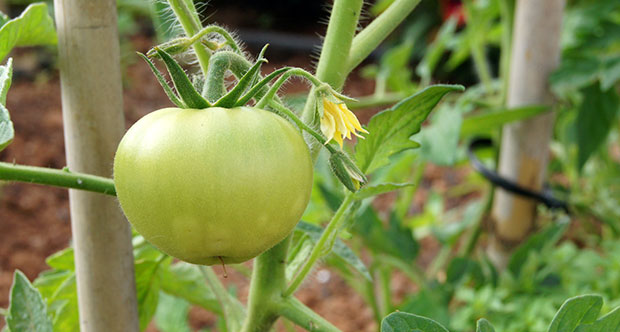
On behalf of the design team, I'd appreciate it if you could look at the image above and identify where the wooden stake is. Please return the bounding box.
[488,0,565,268]
[53,1,139,331]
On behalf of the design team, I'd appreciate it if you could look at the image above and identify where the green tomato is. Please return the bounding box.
[114,107,313,265]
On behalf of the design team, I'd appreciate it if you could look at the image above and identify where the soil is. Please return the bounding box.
[0,36,472,331]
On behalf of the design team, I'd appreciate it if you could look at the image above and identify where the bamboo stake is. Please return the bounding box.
[53,1,139,331]
[488,0,565,268]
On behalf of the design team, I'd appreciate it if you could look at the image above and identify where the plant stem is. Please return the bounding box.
[377,266,392,318]
[167,0,211,75]
[241,235,291,332]
[301,0,363,159]
[347,0,421,73]
[315,0,364,91]
[284,193,355,296]
[275,297,342,332]
[256,68,323,109]
[0,162,116,195]
[200,266,245,332]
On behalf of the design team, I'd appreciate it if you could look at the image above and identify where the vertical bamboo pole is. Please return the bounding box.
[53,1,139,331]
[488,0,565,268]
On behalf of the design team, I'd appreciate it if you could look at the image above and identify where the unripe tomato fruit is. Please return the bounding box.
[114,107,313,265]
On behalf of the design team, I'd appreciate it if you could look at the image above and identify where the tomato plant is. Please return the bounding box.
[114,106,313,265]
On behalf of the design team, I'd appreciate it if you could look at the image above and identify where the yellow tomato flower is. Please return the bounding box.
[320,98,369,147]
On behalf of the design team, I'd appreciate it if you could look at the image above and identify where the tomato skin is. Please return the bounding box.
[114,107,313,265]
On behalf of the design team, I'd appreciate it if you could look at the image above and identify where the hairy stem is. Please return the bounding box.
[347,0,421,73]
[315,0,363,91]
[167,0,211,75]
[301,0,363,159]
[0,162,116,195]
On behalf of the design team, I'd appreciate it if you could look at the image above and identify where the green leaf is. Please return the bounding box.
[295,221,371,281]
[46,274,78,331]
[158,262,221,314]
[548,295,603,332]
[460,105,549,137]
[508,219,569,277]
[135,261,162,330]
[381,312,450,332]
[215,46,268,108]
[155,48,211,109]
[399,287,450,328]
[353,208,418,261]
[0,3,57,62]
[355,85,464,174]
[33,270,72,302]
[138,53,185,108]
[476,319,496,332]
[154,292,191,332]
[550,55,601,97]
[6,270,53,332]
[0,58,13,152]
[354,182,414,200]
[45,247,75,271]
[446,257,485,287]
[575,306,620,332]
[234,67,291,107]
[419,104,462,165]
[576,84,620,170]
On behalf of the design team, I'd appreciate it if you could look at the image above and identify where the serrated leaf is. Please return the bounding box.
[6,270,53,332]
[381,312,449,332]
[158,262,221,314]
[0,3,57,62]
[356,85,464,174]
[154,292,191,332]
[576,84,620,170]
[155,48,211,109]
[354,182,414,200]
[476,319,496,332]
[548,295,603,332]
[575,306,620,332]
[0,58,13,152]
[295,221,371,281]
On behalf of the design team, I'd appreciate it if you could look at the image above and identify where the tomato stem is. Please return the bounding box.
[241,235,291,332]
[283,193,355,297]
[167,0,212,76]
[0,161,116,195]
[274,297,342,332]
[346,0,422,73]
